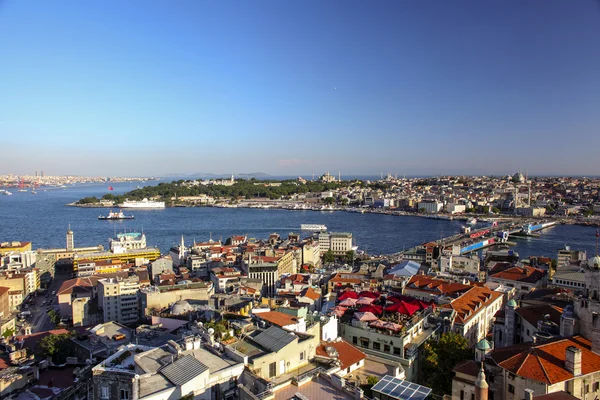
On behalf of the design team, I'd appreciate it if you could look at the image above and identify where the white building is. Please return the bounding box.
[110,232,147,254]
[98,276,140,324]
[446,203,466,214]
[418,201,443,213]
[318,232,354,256]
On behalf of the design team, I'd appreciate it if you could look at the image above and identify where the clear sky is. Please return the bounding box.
[1,1,599,177]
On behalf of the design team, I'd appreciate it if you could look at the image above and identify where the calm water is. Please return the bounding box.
[0,182,598,259]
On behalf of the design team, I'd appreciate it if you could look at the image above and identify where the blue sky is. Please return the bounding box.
[1,1,599,177]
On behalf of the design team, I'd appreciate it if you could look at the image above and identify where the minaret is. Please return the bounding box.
[474,363,489,400]
[66,225,74,251]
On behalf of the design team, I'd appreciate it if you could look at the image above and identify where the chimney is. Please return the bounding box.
[565,346,582,376]
[524,389,534,400]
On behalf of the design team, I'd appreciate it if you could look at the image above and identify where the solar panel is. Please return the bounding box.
[371,375,432,400]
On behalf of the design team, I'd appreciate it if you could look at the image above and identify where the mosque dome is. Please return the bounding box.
[171,300,193,315]
[589,256,600,269]
[476,339,492,351]
[507,299,517,308]
[512,172,525,183]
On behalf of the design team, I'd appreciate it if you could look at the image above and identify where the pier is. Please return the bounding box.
[401,219,561,258]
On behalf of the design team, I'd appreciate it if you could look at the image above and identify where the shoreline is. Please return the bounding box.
[66,201,599,227]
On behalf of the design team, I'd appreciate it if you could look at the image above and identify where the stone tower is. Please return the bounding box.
[474,363,489,400]
[504,299,517,347]
[66,226,74,251]
[573,257,600,353]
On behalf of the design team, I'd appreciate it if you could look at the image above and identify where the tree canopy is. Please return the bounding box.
[422,332,473,395]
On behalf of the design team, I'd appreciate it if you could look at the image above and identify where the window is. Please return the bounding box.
[526,329,530,336]
[269,362,276,378]
[508,384,515,394]
[373,342,381,350]
[586,385,590,394]
[471,394,475,400]
[300,351,305,361]
[101,387,109,399]
[393,347,401,356]
[594,382,599,392]
[352,336,357,345]
[384,344,391,353]
[121,390,129,400]
[460,390,464,400]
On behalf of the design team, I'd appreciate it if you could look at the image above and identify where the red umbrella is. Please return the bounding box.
[338,291,358,301]
[354,312,379,322]
[383,321,403,332]
[369,319,386,329]
[339,298,357,307]
[358,291,379,299]
[357,297,375,305]
[331,306,348,317]
[385,301,419,316]
[358,304,383,315]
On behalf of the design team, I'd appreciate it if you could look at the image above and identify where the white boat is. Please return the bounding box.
[301,224,327,231]
[467,217,477,225]
[0,189,12,196]
[120,198,165,209]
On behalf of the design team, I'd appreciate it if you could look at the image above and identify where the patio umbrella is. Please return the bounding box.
[358,304,383,315]
[354,312,378,322]
[339,298,358,307]
[331,306,348,317]
[356,297,375,305]
[358,291,379,299]
[383,321,403,332]
[369,319,386,329]
[338,291,358,301]
[385,301,420,316]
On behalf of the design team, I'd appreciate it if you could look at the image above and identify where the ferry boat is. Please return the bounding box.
[119,198,165,209]
[98,210,135,220]
[301,224,327,231]
[467,217,477,225]
[0,189,12,195]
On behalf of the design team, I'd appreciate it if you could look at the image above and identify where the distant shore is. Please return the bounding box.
[66,200,600,227]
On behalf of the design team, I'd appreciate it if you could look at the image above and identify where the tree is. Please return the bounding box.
[323,197,335,205]
[366,375,379,385]
[323,249,335,264]
[422,332,472,395]
[491,207,500,214]
[345,250,355,264]
[2,328,14,339]
[48,309,61,325]
[38,332,75,363]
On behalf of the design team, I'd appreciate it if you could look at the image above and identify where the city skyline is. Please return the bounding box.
[1,1,599,176]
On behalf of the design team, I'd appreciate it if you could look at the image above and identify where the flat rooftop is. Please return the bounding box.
[274,376,353,400]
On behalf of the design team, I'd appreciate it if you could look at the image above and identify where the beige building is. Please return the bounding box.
[318,232,354,256]
[229,324,321,380]
[139,281,214,316]
[0,273,26,311]
[98,276,140,324]
[302,241,322,269]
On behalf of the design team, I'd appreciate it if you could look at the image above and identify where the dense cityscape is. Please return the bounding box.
[1,171,600,400]
[2,1,599,400]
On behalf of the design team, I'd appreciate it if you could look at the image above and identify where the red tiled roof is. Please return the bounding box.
[489,266,546,284]
[406,275,472,297]
[442,286,503,324]
[491,336,600,384]
[255,311,299,327]
[300,287,320,301]
[316,339,366,370]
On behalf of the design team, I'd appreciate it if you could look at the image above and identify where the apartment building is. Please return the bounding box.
[317,231,353,256]
[98,276,140,324]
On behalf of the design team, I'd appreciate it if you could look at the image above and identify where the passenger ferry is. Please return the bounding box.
[300,224,327,231]
[98,210,135,220]
[120,198,165,209]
